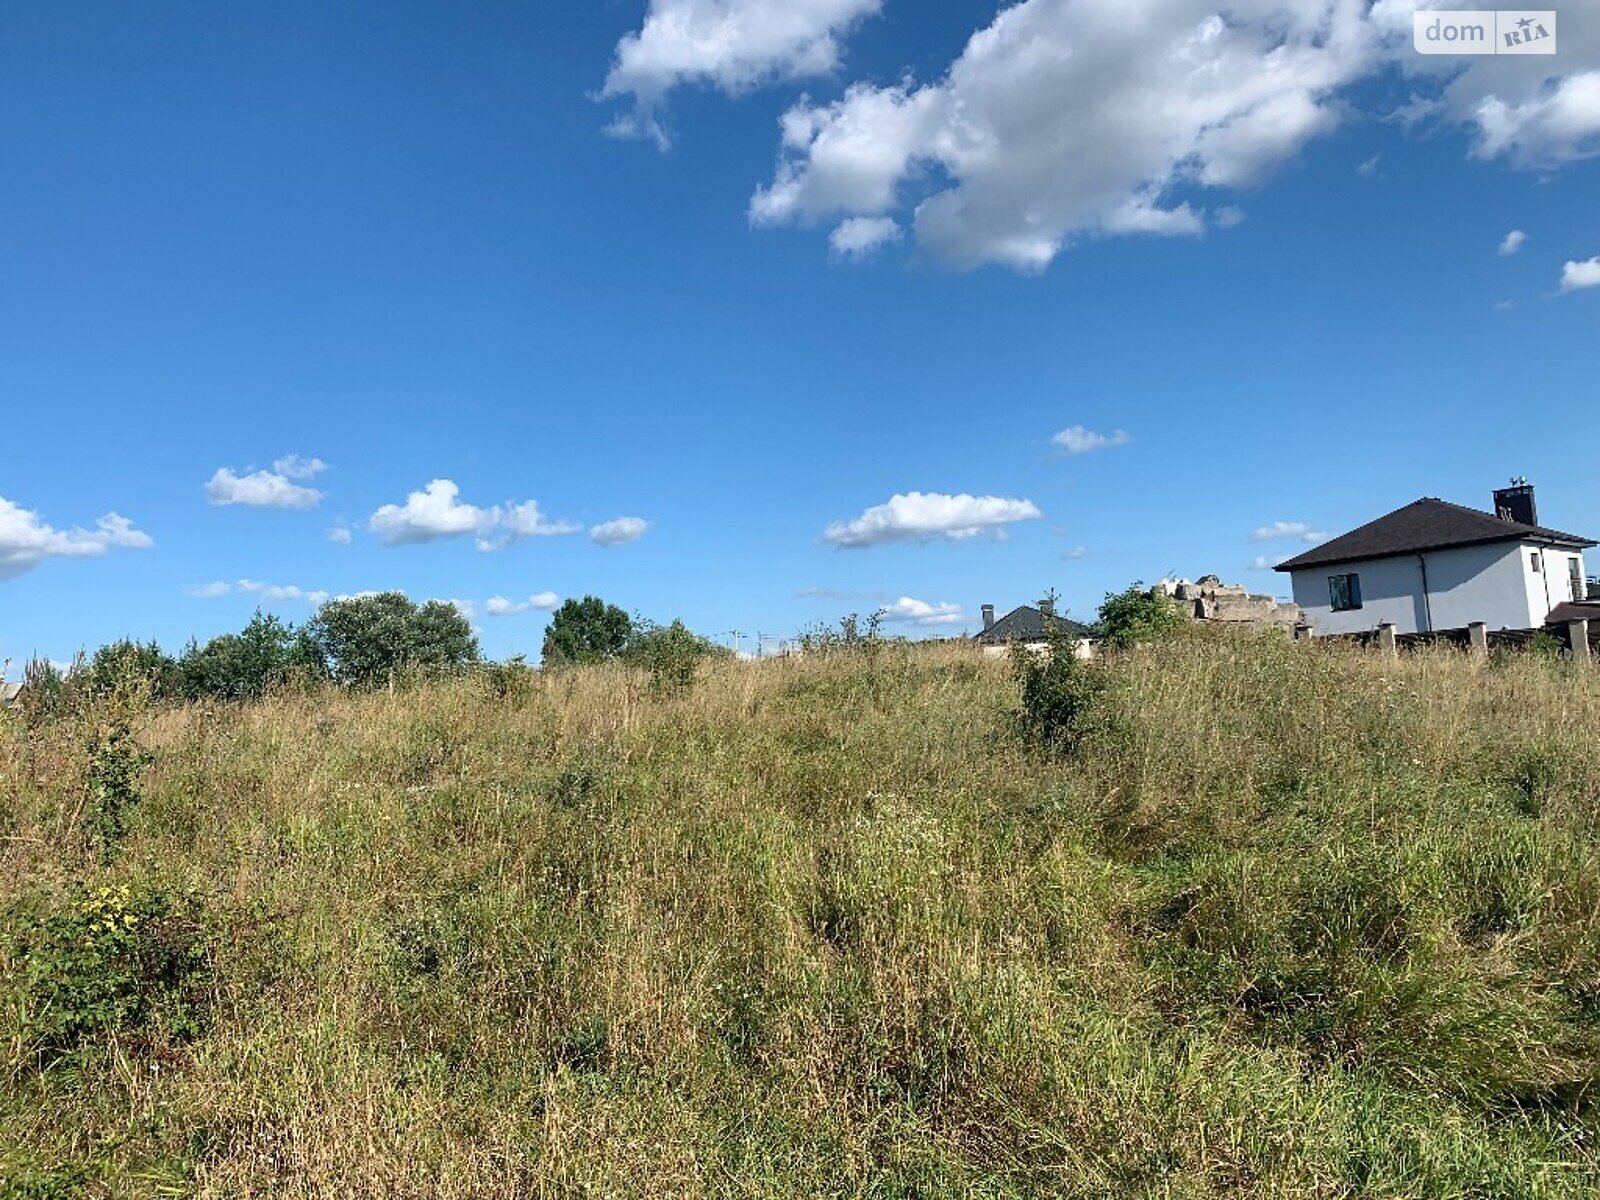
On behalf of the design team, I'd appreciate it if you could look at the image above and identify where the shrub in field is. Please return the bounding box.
[14,656,75,728]
[73,647,157,862]
[625,619,727,694]
[797,611,892,674]
[1013,623,1102,750]
[81,640,180,701]
[82,721,151,862]
[482,654,536,702]
[1097,582,1188,649]
[6,884,214,1071]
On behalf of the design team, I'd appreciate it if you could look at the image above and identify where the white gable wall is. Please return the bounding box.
[1288,540,1579,635]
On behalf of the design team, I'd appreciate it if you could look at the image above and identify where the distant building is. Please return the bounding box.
[972,600,1095,658]
[1158,576,1302,629]
[1,682,24,709]
[1275,481,1594,636]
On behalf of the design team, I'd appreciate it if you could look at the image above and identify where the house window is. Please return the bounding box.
[1530,552,1541,573]
[1571,557,1585,603]
[1328,573,1362,612]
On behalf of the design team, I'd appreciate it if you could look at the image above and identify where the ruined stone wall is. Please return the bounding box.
[1159,575,1303,630]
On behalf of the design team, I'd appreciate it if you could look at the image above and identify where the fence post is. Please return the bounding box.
[1570,619,1592,665]
[1377,622,1398,658]
[1468,621,1488,658]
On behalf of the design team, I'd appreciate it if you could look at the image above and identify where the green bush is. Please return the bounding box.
[1097,583,1188,649]
[7,884,214,1071]
[798,611,885,657]
[482,654,536,703]
[81,640,179,702]
[82,721,151,863]
[1013,624,1102,750]
[625,619,726,694]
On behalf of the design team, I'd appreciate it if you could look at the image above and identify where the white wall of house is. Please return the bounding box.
[1290,540,1586,635]
[980,639,1096,661]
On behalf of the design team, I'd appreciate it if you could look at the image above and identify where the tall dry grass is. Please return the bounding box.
[2,633,1599,1197]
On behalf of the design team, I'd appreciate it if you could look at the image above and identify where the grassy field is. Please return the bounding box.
[3,632,1599,1197]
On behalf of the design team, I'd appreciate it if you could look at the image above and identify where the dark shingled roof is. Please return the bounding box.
[1546,600,1600,626]
[1275,498,1594,573]
[972,605,1093,646]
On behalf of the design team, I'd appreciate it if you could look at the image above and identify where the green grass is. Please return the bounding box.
[2,633,1598,1197]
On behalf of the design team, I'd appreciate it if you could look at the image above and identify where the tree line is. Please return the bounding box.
[13,584,1184,713]
[14,591,728,709]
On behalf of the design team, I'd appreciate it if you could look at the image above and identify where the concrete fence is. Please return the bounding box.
[1309,618,1594,662]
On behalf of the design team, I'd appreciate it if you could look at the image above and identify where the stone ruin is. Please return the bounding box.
[1157,575,1303,630]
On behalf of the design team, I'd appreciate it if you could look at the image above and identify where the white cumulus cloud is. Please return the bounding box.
[829,215,901,260]
[0,497,152,581]
[273,455,329,480]
[327,525,353,545]
[187,578,329,606]
[206,464,324,509]
[1498,229,1527,256]
[1559,256,1600,293]
[370,480,487,545]
[590,517,651,547]
[368,480,582,549]
[749,0,1385,269]
[602,0,882,147]
[823,491,1042,548]
[486,592,561,617]
[877,596,964,626]
[591,0,1598,269]
[1469,71,1600,168]
[1053,425,1131,454]
[1252,520,1326,543]
[497,501,584,542]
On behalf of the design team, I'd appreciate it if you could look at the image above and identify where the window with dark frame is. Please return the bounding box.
[1530,551,1541,573]
[1328,572,1362,612]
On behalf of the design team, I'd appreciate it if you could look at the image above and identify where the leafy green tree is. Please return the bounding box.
[177,610,315,701]
[304,592,479,687]
[1096,583,1188,650]
[541,596,633,667]
[16,655,78,728]
[83,640,178,700]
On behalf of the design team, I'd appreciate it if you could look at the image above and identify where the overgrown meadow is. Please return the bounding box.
[3,632,1599,1197]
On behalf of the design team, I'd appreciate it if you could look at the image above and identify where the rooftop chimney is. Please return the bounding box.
[1493,478,1537,526]
[981,604,996,631]
[1040,598,1056,617]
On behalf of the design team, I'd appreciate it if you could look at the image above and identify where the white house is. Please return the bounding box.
[1275,483,1594,636]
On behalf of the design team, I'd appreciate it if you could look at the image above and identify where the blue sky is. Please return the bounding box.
[2,0,1598,668]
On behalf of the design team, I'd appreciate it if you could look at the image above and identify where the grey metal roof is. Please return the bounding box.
[972,605,1093,645]
[1275,498,1594,573]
